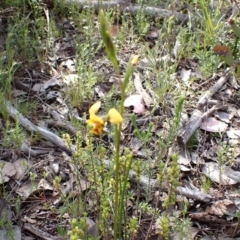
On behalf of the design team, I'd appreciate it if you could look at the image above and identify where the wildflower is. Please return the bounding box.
[86,102,104,135]
[131,55,139,66]
[108,108,123,124]
[87,102,123,135]
[89,101,101,115]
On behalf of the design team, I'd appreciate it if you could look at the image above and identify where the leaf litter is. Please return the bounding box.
[2,1,240,239]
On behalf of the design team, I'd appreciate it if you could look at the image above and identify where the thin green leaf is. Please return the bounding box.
[99,10,119,75]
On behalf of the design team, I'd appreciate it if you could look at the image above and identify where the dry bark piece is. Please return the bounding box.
[214,111,234,123]
[38,179,54,191]
[126,165,212,202]
[60,173,90,196]
[179,68,191,82]
[197,70,231,108]
[45,119,78,136]
[32,77,61,92]
[178,150,191,165]
[16,179,53,199]
[86,217,100,237]
[177,107,219,145]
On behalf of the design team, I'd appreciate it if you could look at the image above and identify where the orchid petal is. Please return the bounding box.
[108,108,123,124]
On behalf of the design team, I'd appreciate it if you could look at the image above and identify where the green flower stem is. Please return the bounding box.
[99,11,135,238]
[114,123,121,240]
[113,73,126,239]
[119,153,133,239]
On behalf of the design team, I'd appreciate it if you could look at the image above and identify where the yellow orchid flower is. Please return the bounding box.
[89,101,101,115]
[87,102,104,135]
[108,108,123,124]
[87,102,123,135]
[131,55,139,66]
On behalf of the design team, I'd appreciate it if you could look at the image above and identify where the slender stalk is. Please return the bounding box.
[113,124,121,240]
[113,70,126,239]
[120,154,133,239]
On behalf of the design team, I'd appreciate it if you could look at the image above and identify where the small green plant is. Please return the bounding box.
[216,142,229,166]
[201,175,212,192]
[173,201,192,240]
[131,115,153,143]
[162,153,180,210]
[198,0,224,45]
[135,8,150,35]
[53,176,61,192]
[158,214,170,240]
[127,216,139,239]
[15,198,21,216]
[67,218,88,240]
[17,100,38,117]
[3,119,25,149]
[0,220,14,240]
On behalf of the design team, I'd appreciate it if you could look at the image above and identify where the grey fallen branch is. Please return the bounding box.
[104,160,212,203]
[6,100,74,154]
[64,0,189,25]
[177,69,231,145]
[21,141,51,156]
[23,223,62,240]
[6,100,211,202]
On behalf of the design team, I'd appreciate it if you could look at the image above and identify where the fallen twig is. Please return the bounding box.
[21,141,51,156]
[45,119,78,136]
[6,100,74,154]
[23,223,62,240]
[64,0,189,24]
[104,160,212,202]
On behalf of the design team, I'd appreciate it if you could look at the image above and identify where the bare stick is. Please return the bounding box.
[24,223,62,240]
[5,100,74,154]
[197,70,231,108]
[104,160,212,202]
[64,0,189,24]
